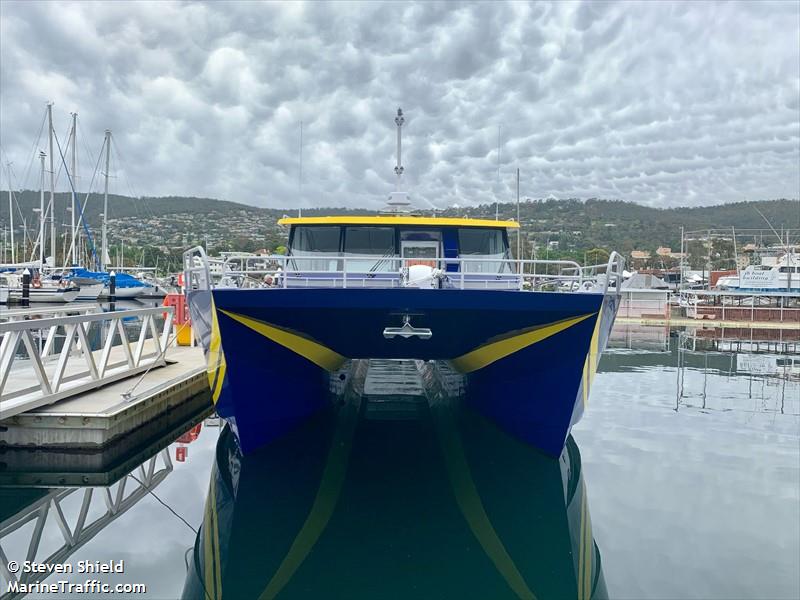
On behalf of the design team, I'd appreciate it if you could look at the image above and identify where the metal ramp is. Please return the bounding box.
[362,359,427,420]
[0,306,174,421]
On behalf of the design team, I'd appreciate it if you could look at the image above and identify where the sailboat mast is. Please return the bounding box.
[102,129,111,271]
[6,163,14,263]
[47,102,55,267]
[70,112,77,264]
[39,151,46,266]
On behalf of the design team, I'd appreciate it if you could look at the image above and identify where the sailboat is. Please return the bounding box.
[0,271,80,303]
[57,126,151,299]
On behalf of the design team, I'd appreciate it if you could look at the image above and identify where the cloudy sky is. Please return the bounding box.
[1,1,798,210]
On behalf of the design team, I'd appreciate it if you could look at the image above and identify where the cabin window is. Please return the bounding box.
[290,226,341,271]
[400,230,441,267]
[343,227,396,272]
[457,228,510,273]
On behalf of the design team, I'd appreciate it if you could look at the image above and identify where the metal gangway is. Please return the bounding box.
[0,449,173,599]
[0,306,174,420]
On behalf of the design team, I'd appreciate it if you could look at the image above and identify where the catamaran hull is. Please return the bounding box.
[189,288,619,457]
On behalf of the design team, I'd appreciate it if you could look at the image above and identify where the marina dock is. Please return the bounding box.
[0,305,210,452]
[617,315,800,329]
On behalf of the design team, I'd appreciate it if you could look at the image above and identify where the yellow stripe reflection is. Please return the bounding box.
[577,478,594,600]
[449,313,596,374]
[220,310,347,373]
[258,396,361,600]
[202,467,222,599]
[432,404,537,600]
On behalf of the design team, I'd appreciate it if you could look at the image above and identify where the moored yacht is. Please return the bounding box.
[716,251,800,292]
[0,272,80,303]
[184,109,623,457]
[67,268,148,299]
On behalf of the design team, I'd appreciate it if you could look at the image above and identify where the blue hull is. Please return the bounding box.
[188,288,619,456]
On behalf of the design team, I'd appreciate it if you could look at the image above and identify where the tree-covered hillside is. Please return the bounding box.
[1,191,796,271]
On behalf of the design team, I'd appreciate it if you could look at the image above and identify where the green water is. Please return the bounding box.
[1,326,798,599]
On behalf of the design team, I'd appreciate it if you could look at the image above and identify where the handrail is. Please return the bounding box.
[183,248,631,294]
[0,305,99,320]
[603,251,626,294]
[0,306,171,333]
[0,306,174,420]
[183,246,213,293]
[224,255,585,276]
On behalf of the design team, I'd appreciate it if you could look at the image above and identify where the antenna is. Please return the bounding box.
[394,108,405,185]
[496,125,500,220]
[386,107,410,213]
[516,168,520,268]
[298,121,303,218]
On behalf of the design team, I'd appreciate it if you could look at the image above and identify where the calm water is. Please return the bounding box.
[1,325,798,599]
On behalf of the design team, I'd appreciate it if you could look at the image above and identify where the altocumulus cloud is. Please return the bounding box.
[0,0,798,209]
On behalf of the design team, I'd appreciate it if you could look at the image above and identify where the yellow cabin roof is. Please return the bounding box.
[277,215,519,229]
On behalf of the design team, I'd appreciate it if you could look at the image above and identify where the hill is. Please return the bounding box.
[0,192,796,271]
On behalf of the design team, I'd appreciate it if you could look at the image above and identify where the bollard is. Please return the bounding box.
[109,270,116,302]
[21,268,31,307]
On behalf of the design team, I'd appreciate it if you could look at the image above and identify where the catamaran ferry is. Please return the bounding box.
[185,109,623,457]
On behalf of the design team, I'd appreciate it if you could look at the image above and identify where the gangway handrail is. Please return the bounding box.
[0,306,174,420]
[0,305,99,320]
[0,306,169,333]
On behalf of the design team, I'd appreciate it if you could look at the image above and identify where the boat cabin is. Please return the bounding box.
[278,216,519,275]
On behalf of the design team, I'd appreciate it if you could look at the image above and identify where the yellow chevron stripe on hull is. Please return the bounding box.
[449,313,596,374]
[220,310,347,372]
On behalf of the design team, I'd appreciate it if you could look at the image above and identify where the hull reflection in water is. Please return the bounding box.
[183,396,606,600]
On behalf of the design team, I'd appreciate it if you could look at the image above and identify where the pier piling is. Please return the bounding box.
[109,270,116,303]
[21,268,30,307]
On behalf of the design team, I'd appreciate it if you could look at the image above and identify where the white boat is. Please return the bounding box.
[98,285,145,299]
[75,281,104,301]
[0,286,8,305]
[45,275,104,301]
[0,273,80,303]
[716,252,800,292]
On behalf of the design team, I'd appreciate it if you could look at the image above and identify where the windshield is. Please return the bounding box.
[290,226,341,271]
[343,227,397,272]
[458,228,510,273]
